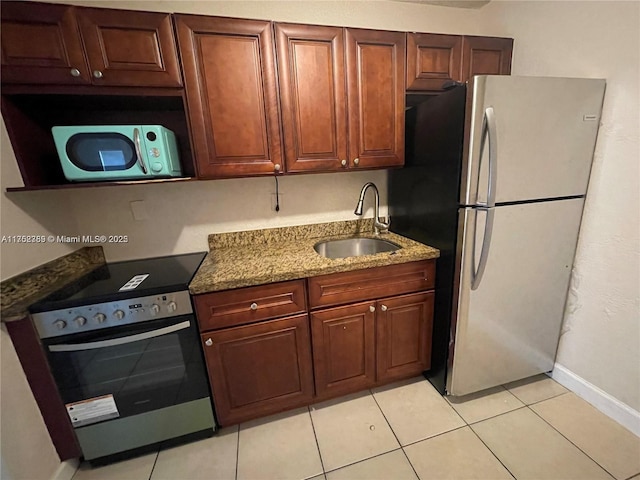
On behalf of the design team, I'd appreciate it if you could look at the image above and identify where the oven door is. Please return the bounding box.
[45,314,210,427]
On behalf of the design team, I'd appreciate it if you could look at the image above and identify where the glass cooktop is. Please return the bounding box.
[29,252,207,313]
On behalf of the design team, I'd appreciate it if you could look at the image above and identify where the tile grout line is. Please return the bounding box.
[147,450,160,480]
[467,424,517,480]
[400,424,468,449]
[464,405,528,426]
[526,403,618,480]
[235,424,240,480]
[323,447,405,476]
[306,405,328,477]
[525,390,570,407]
[369,388,421,480]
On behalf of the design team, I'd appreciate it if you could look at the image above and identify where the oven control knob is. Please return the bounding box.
[93,313,106,324]
[150,304,160,315]
[113,310,125,320]
[53,319,67,330]
[74,316,87,327]
[167,301,177,313]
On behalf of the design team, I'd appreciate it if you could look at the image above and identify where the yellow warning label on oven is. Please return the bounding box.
[66,394,119,427]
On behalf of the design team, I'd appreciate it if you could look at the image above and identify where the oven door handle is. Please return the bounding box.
[48,321,191,352]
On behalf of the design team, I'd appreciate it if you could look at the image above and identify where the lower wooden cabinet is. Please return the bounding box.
[311,301,376,397]
[200,313,314,426]
[376,291,434,382]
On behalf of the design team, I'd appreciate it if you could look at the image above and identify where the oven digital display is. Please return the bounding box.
[129,304,142,309]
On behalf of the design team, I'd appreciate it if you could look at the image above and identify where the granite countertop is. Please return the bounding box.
[189,219,440,295]
[0,246,106,322]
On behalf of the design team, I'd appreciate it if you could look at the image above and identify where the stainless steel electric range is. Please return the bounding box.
[29,252,215,464]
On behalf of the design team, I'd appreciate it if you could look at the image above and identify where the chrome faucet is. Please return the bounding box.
[354,182,390,235]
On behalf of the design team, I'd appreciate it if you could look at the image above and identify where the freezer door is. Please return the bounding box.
[461,76,605,206]
[447,198,585,396]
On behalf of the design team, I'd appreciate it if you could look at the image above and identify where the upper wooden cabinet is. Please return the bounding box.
[406,33,462,91]
[1,2,90,85]
[276,25,405,172]
[461,36,513,78]
[407,33,513,92]
[1,2,182,87]
[175,15,283,178]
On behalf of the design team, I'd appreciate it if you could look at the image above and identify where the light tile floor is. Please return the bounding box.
[72,374,640,480]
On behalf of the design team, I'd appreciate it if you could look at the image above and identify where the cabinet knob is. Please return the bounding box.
[380,305,388,312]
[274,163,281,172]
[93,70,103,79]
[353,158,360,166]
[341,159,347,167]
[369,305,375,312]
[70,68,81,77]
[205,338,213,347]
[250,302,258,311]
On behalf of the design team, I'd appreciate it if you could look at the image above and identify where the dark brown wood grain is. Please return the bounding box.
[376,291,434,382]
[5,317,81,460]
[310,301,376,398]
[275,23,348,173]
[345,28,405,169]
[406,33,463,91]
[175,15,283,179]
[0,2,90,85]
[462,36,513,79]
[201,314,314,426]
[308,260,435,309]
[76,8,182,87]
[194,280,307,331]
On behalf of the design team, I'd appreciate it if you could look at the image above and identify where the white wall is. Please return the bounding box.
[478,1,640,412]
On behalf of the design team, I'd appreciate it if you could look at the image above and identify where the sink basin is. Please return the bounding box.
[314,237,401,259]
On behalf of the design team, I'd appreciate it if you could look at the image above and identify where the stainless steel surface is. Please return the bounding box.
[32,290,193,339]
[353,182,391,234]
[313,237,401,259]
[48,321,191,352]
[471,207,495,290]
[92,70,103,79]
[461,76,606,206]
[70,68,81,77]
[476,107,497,208]
[447,198,585,396]
[133,128,148,174]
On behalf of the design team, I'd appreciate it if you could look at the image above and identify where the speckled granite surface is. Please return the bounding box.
[0,246,106,322]
[190,220,439,295]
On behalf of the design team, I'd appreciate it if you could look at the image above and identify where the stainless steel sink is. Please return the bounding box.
[314,237,401,259]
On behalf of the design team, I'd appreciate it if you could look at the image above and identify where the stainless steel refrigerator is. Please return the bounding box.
[388,76,605,396]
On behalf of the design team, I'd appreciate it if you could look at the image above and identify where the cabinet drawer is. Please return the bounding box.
[308,260,435,309]
[194,280,307,331]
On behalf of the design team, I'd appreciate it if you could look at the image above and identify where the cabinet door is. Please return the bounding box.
[76,8,182,87]
[406,33,462,91]
[311,302,376,398]
[0,2,90,85]
[345,29,405,169]
[275,24,348,172]
[201,314,314,426]
[175,15,283,178]
[377,291,434,383]
[461,36,513,79]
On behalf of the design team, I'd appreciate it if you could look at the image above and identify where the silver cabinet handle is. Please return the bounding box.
[369,305,375,312]
[380,305,388,312]
[274,163,281,172]
[92,70,103,79]
[250,302,258,311]
[471,207,495,291]
[205,338,213,347]
[353,158,360,166]
[70,68,81,77]
[133,128,148,174]
[341,159,347,167]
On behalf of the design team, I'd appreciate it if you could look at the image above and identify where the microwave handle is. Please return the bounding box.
[133,128,148,174]
[48,321,190,352]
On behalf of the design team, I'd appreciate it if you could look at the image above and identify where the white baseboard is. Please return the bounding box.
[49,458,79,480]
[550,363,640,437]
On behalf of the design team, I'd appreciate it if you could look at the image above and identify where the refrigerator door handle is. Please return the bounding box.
[471,207,495,290]
[476,107,498,208]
